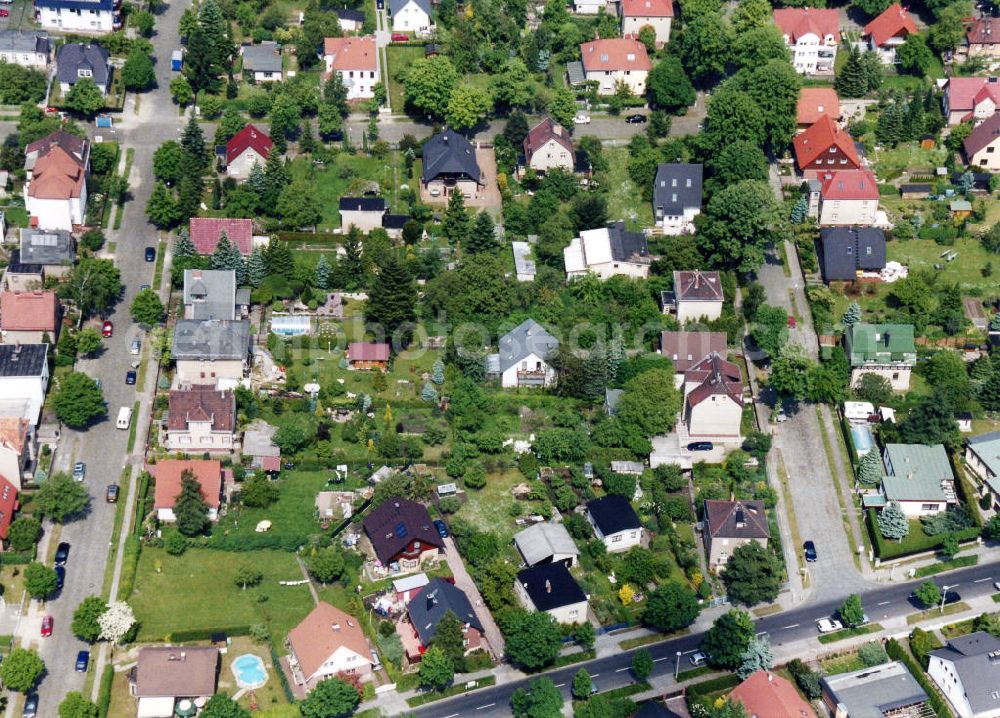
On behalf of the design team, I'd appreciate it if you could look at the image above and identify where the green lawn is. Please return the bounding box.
[385,45,425,113]
[887,238,997,292]
[603,148,652,229]
[130,547,316,646]
[454,469,547,544]
[873,144,948,181]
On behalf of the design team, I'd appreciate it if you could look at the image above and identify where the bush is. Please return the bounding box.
[787,658,821,700]
[439,496,460,513]
[97,666,114,718]
[885,638,954,718]
[858,640,889,667]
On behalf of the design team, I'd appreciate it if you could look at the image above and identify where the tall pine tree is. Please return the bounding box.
[174,470,210,537]
[442,192,471,247]
[835,47,868,99]
[315,254,332,289]
[341,227,364,289]
[246,246,266,287]
[174,229,196,259]
[180,117,208,168]
[466,211,496,254]
[263,239,294,279]
[365,252,416,346]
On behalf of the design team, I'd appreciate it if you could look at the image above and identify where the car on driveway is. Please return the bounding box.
[817,618,843,633]
[625,114,647,123]
[55,542,70,566]
[73,462,86,481]
[433,519,449,538]
[23,695,38,718]
[107,484,119,503]
[687,441,713,451]
[574,113,591,124]
[75,650,90,672]
[55,565,65,590]
[803,540,817,562]
[689,651,707,666]
[102,320,114,338]
[391,32,408,41]
[126,370,137,385]
[145,246,156,262]
[40,615,53,637]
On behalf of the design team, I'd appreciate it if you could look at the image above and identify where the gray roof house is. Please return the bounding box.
[172,320,251,362]
[241,41,282,81]
[489,319,560,388]
[182,269,237,321]
[928,632,1000,718]
[55,43,110,94]
[19,229,74,267]
[879,443,956,516]
[0,30,50,66]
[820,661,929,718]
[513,522,580,568]
[820,227,886,282]
[406,578,483,647]
[422,130,483,186]
[653,163,703,230]
[967,432,1000,504]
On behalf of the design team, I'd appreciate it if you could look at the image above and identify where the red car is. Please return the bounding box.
[391,33,409,42]
[102,320,114,338]
[0,9,9,17]
[41,615,53,637]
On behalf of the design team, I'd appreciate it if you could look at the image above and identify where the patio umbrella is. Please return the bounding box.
[175,700,196,717]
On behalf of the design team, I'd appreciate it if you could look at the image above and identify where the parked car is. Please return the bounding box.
[55,565,65,590]
[391,32,408,41]
[40,616,53,637]
[126,370,137,385]
[689,651,707,666]
[433,519,449,538]
[625,114,647,124]
[75,650,90,672]
[130,339,141,355]
[55,542,70,566]
[817,618,843,633]
[139,284,151,292]
[72,462,86,482]
[0,9,10,16]
[102,320,114,338]
[106,484,119,503]
[144,246,156,262]
[687,441,714,451]
[775,408,788,423]
[23,695,38,718]
[573,113,591,124]
[803,540,817,562]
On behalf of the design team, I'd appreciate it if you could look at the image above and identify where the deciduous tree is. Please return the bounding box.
[131,288,165,327]
[0,649,44,693]
[721,542,783,606]
[915,580,941,608]
[60,258,122,325]
[25,561,59,598]
[511,677,563,718]
[307,549,345,584]
[505,610,562,670]
[122,48,156,91]
[299,677,359,718]
[571,668,592,699]
[199,694,249,718]
[403,56,458,119]
[643,581,700,632]
[59,692,99,718]
[418,646,454,690]
[702,609,755,668]
[52,372,106,429]
[839,594,865,627]
[646,56,695,113]
[64,79,104,116]
[73,596,107,642]
[97,601,137,643]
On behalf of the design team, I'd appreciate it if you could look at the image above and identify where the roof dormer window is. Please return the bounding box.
[78,68,92,78]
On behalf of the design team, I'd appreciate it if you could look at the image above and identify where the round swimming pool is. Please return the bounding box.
[232,654,268,689]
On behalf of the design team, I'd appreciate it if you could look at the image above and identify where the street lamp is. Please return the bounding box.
[674,651,682,679]
[940,584,957,614]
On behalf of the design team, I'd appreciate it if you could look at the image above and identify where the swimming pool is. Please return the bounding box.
[232,654,268,689]
[850,423,875,458]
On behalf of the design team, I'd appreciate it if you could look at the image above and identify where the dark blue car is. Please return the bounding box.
[75,650,89,672]
[55,565,65,590]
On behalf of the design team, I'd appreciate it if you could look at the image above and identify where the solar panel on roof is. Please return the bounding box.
[395,522,408,538]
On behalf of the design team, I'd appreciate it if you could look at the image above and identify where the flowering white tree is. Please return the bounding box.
[98,601,136,643]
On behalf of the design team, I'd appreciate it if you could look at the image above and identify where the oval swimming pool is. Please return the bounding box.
[232,654,268,689]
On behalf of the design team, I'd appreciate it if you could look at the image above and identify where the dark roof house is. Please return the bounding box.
[704,499,769,541]
[660,331,727,373]
[0,30,49,57]
[819,227,886,282]
[55,43,110,90]
[422,130,483,185]
[586,495,641,536]
[673,270,723,302]
[406,578,483,646]
[361,497,442,565]
[241,41,282,75]
[653,163,703,217]
[183,269,237,321]
[498,319,559,373]
[929,632,1000,717]
[171,320,251,362]
[515,562,587,613]
[167,385,236,433]
[19,229,75,266]
[339,197,387,213]
[0,344,48,378]
[685,352,744,410]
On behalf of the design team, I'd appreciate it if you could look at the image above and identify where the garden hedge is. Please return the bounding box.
[865,509,980,560]
[168,625,252,642]
[685,673,741,697]
[97,665,114,718]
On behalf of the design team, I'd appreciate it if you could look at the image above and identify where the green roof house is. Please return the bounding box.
[843,322,916,391]
[880,443,956,517]
[966,431,1000,511]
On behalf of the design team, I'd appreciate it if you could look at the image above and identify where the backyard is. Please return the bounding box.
[385,45,424,114]
[603,147,653,229]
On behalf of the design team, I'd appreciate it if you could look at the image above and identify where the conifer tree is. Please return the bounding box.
[857,449,883,485]
[466,211,496,254]
[246,246,265,287]
[790,194,808,224]
[877,501,909,541]
[315,254,331,290]
[432,359,445,385]
[836,47,868,98]
[842,301,862,327]
[180,117,208,168]
[247,162,266,197]
[174,470,210,536]
[365,253,417,346]
[174,229,196,259]
[442,192,471,247]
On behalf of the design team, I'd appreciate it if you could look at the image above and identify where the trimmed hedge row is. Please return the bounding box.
[97,665,114,718]
[270,642,295,702]
[686,673,741,697]
[865,508,980,560]
[168,625,252,643]
[0,549,35,565]
[885,638,954,718]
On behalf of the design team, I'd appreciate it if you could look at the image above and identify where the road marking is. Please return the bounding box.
[476,704,495,711]
[877,600,890,606]
[653,657,670,662]
[442,714,459,718]
[615,667,629,673]
[590,673,600,678]
[781,624,799,629]
[974,577,992,583]
[554,684,565,688]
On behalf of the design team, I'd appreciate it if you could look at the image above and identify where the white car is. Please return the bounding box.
[574,113,591,124]
[817,618,843,634]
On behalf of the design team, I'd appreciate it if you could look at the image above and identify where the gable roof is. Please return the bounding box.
[0,344,47,377]
[422,130,482,184]
[0,29,48,56]
[407,578,484,645]
[183,269,237,321]
[362,496,442,564]
[882,443,952,503]
[513,522,580,566]
[946,76,1000,112]
[151,459,223,510]
[673,270,722,302]
[55,43,109,87]
[580,38,652,72]
[653,163,703,216]
[620,0,673,17]
[288,602,372,681]
[0,475,17,540]
[0,417,30,454]
[347,341,390,362]
[845,322,915,365]
[0,291,58,332]
[25,130,87,163]
[171,319,251,362]
[388,0,431,16]
[863,3,917,46]
[730,671,816,718]
[586,494,641,535]
[19,228,74,265]
[929,632,1000,714]
[685,352,743,409]
[567,222,650,272]
[241,41,282,74]
[516,562,587,611]
[820,169,879,200]
[705,499,769,539]
[797,87,841,126]
[794,115,861,169]
[964,112,1000,158]
[967,17,1000,45]
[660,331,727,373]
[323,35,378,71]
[134,647,219,698]
[28,145,85,200]
[226,124,272,166]
[335,7,366,21]
[188,217,253,255]
[340,197,387,213]
[523,117,574,163]
[968,432,1000,492]
[820,661,928,717]
[820,227,886,281]
[773,7,839,42]
[499,319,559,372]
[167,385,235,432]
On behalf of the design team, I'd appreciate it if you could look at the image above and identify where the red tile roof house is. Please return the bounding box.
[944,76,1000,125]
[818,169,880,227]
[619,0,673,46]
[188,217,254,255]
[0,291,60,345]
[682,352,744,442]
[704,499,769,570]
[23,138,88,232]
[672,270,723,324]
[793,115,862,176]
[796,87,841,130]
[862,3,918,65]
[150,459,224,523]
[361,496,443,576]
[347,341,390,371]
[165,385,236,454]
[965,17,1000,60]
[522,117,575,176]
[0,418,32,491]
[729,670,816,718]
[773,8,839,75]
[579,38,651,96]
[286,602,374,692]
[323,36,380,101]
[225,124,272,182]
[659,331,727,387]
[0,475,18,544]
[964,112,1000,171]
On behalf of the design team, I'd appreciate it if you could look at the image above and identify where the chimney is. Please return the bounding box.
[545,580,552,593]
[768,673,773,682]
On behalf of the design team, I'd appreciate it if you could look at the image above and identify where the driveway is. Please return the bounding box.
[442,537,505,660]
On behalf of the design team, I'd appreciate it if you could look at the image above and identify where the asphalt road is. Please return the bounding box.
[410,561,1000,718]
